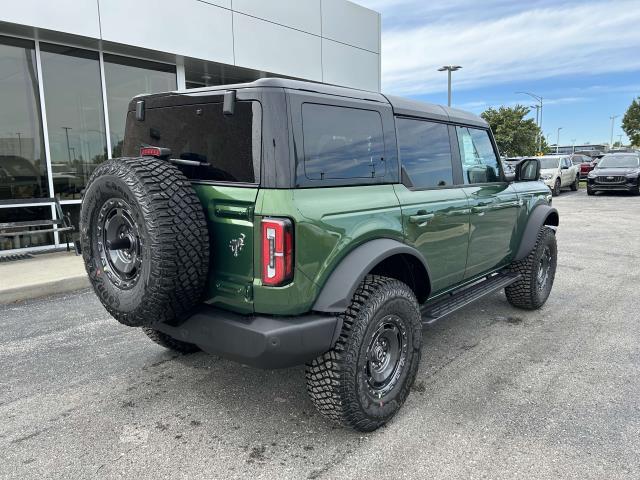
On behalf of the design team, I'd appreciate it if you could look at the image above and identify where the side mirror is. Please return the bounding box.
[515,158,540,182]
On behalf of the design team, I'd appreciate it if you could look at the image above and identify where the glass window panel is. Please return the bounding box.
[397,118,453,188]
[456,126,501,184]
[0,35,48,201]
[302,103,386,180]
[0,206,54,251]
[40,43,107,200]
[123,101,261,183]
[103,54,176,157]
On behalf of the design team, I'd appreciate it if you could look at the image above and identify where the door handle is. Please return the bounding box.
[409,213,434,227]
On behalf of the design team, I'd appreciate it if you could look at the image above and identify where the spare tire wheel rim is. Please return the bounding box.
[365,315,408,398]
[96,199,143,289]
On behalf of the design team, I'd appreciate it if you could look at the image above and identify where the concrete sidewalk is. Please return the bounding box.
[0,251,89,304]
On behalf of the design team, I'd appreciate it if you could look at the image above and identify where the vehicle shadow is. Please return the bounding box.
[130,292,529,435]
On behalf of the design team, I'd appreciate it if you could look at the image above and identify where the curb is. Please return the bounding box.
[0,275,90,305]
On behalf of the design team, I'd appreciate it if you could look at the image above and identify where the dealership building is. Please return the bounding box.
[0,0,380,253]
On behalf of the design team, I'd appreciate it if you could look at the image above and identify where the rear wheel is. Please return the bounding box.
[505,226,557,310]
[306,276,422,432]
[80,157,209,328]
[570,175,579,191]
[142,328,200,353]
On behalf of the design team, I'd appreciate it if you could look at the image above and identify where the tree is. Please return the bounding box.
[622,97,640,147]
[481,105,544,157]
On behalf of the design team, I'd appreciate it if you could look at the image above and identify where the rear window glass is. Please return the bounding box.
[123,100,261,183]
[301,103,386,180]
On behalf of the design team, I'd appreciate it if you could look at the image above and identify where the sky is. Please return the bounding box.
[356,0,640,145]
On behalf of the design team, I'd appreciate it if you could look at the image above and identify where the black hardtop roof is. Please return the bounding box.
[132,78,487,127]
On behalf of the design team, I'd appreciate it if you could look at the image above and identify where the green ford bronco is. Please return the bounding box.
[80,79,558,432]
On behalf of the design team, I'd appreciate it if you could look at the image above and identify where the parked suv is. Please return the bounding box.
[587,152,640,195]
[80,79,559,432]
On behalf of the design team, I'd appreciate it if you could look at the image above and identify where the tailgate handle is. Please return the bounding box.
[214,204,253,220]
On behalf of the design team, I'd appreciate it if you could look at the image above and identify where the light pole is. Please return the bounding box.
[571,138,576,153]
[556,127,563,154]
[516,91,543,152]
[61,126,72,163]
[438,65,462,107]
[609,115,619,150]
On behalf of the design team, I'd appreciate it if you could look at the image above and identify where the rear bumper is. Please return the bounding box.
[155,305,341,369]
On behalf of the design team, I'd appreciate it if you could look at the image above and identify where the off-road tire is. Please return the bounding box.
[570,175,579,191]
[505,226,557,310]
[80,157,209,328]
[552,178,561,196]
[142,328,200,353]
[305,275,422,432]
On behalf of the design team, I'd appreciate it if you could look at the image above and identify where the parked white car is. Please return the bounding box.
[538,155,580,196]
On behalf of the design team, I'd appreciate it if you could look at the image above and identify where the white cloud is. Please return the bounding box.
[363,0,640,96]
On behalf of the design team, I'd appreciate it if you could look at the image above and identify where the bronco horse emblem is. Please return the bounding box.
[229,233,246,257]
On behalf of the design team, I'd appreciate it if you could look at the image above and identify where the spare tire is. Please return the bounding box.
[80,157,209,327]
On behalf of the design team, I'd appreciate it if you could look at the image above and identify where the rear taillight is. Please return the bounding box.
[261,218,293,286]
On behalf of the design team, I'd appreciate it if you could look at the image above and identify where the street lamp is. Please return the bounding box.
[556,127,563,154]
[516,91,543,152]
[609,115,620,150]
[438,65,462,107]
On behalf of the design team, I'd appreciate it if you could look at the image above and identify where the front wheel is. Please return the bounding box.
[587,186,595,196]
[552,178,561,196]
[505,226,557,310]
[306,276,422,432]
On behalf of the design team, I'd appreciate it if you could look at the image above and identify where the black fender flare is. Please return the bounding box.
[312,238,431,313]
[513,204,559,261]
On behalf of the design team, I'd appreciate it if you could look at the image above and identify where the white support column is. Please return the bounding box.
[34,38,60,246]
[99,50,113,159]
[176,55,186,90]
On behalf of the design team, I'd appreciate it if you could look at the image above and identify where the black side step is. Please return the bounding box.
[421,271,521,325]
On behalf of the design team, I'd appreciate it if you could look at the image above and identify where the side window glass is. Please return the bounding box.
[301,103,386,180]
[396,118,453,188]
[456,127,501,184]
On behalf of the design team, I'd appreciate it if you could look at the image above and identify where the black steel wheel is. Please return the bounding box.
[96,199,143,290]
[80,157,209,328]
[306,275,422,432]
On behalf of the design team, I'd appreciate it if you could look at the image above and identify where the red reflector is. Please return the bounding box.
[261,218,293,287]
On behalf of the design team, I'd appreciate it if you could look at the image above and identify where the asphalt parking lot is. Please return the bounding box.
[1,187,639,479]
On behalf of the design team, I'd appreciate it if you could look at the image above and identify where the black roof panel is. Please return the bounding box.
[132,78,487,127]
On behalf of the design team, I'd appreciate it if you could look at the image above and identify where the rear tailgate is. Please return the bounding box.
[193,185,259,314]
[122,92,264,313]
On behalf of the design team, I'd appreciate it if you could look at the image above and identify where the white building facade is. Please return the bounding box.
[0,0,381,252]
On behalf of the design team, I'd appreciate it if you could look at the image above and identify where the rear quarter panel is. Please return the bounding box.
[253,185,403,315]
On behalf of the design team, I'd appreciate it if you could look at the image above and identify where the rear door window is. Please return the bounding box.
[301,103,386,180]
[456,126,502,184]
[123,100,261,183]
[396,118,454,188]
